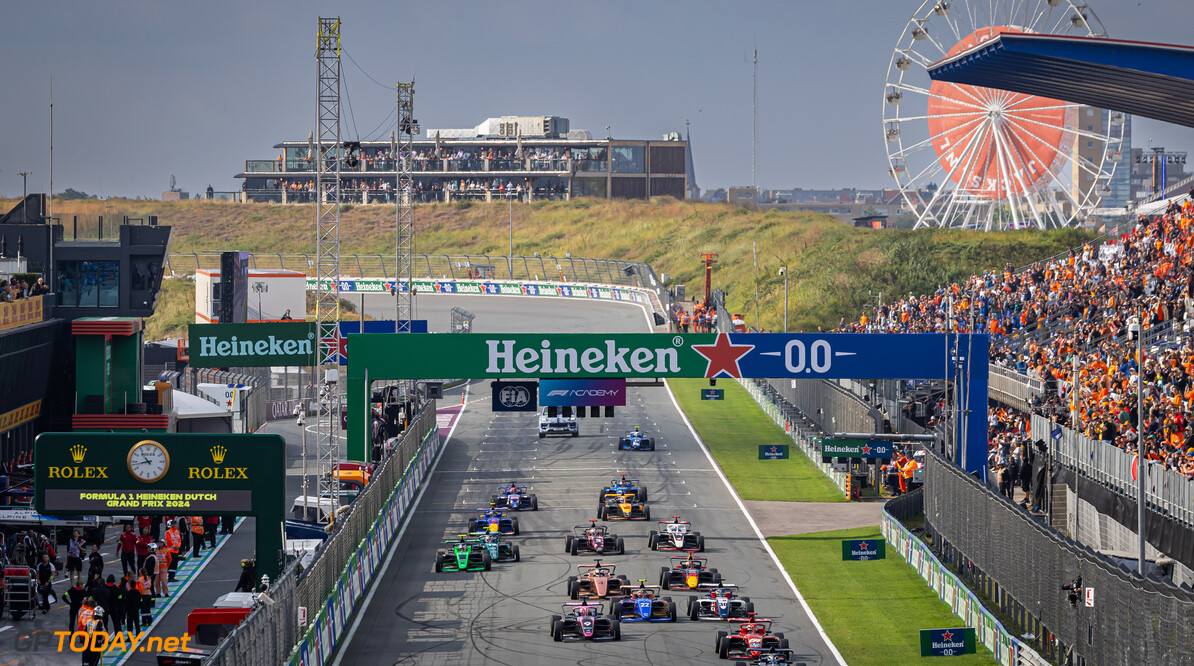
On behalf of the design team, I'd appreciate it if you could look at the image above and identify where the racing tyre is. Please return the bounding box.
[531,495,539,510]
[713,573,723,583]
[743,596,751,603]
[511,545,521,562]
[610,602,622,619]
[644,505,650,520]
[641,488,648,502]
[719,638,730,658]
[745,602,755,613]
[569,580,579,600]
[564,535,574,553]
[616,537,625,554]
[551,619,563,642]
[686,595,697,615]
[434,552,445,573]
[647,531,658,550]
[689,600,700,621]
[572,430,578,437]
[611,619,621,640]
[715,631,727,652]
[668,601,677,622]
[538,432,545,439]
[697,535,706,552]
[598,505,607,521]
[511,518,520,535]
[570,539,579,556]
[779,639,790,649]
[481,551,492,571]
[660,570,670,590]
[774,632,785,639]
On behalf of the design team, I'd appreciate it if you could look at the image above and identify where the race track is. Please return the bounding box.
[335,295,836,665]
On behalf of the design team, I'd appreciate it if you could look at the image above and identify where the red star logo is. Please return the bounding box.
[941,630,953,641]
[320,334,348,360]
[691,333,754,379]
[859,541,868,550]
[861,444,872,455]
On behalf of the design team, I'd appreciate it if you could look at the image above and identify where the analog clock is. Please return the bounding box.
[127,440,170,483]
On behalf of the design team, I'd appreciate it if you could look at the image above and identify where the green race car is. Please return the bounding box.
[434,535,492,572]
[469,531,521,562]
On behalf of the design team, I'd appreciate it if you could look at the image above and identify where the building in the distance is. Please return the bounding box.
[236,116,689,204]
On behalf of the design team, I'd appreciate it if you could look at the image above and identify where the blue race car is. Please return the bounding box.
[598,474,647,502]
[491,483,539,511]
[618,427,656,451]
[609,580,677,622]
[467,506,520,535]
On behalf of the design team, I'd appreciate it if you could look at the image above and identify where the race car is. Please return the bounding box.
[539,410,578,438]
[687,583,754,621]
[565,520,625,556]
[609,579,677,622]
[714,614,789,660]
[599,474,647,502]
[549,601,621,642]
[468,531,521,563]
[491,483,539,511]
[743,647,801,665]
[466,506,520,535]
[618,426,655,451]
[568,561,630,600]
[598,493,650,521]
[434,535,492,572]
[648,516,705,551]
[660,554,721,590]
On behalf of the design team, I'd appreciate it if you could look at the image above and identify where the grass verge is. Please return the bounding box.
[668,378,844,502]
[770,526,997,666]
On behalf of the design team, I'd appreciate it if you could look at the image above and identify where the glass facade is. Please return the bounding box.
[58,260,119,308]
[611,146,645,173]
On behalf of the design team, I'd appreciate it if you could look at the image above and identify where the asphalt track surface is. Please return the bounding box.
[336,294,835,665]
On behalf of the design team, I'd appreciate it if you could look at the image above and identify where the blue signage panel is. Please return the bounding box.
[701,389,724,400]
[842,538,886,560]
[919,628,976,656]
[491,381,538,412]
[539,379,627,407]
[759,444,789,460]
[724,333,948,380]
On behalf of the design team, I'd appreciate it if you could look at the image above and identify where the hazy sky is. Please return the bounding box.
[2,0,1193,198]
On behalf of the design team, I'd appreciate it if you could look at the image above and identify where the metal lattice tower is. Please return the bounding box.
[395,81,417,333]
[315,17,342,509]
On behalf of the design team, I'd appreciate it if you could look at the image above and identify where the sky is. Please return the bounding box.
[2,0,1193,199]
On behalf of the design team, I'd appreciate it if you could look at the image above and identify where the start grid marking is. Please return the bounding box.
[100,519,244,666]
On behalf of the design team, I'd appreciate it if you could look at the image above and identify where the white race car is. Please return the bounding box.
[539,410,578,438]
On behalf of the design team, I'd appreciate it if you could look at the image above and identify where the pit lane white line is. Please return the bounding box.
[663,380,848,666]
[330,381,468,666]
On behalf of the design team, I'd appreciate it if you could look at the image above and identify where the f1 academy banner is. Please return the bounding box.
[347,332,953,380]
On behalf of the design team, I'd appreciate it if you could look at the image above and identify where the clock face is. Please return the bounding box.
[127,441,170,483]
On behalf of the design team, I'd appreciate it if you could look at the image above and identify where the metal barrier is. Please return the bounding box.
[1034,414,1194,530]
[924,448,1194,666]
[204,559,299,665]
[737,378,849,495]
[988,365,1044,412]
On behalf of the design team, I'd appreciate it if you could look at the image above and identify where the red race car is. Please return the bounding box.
[565,520,625,556]
[715,614,789,659]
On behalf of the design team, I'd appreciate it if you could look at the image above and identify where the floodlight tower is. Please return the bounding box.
[315,17,343,509]
[395,82,417,334]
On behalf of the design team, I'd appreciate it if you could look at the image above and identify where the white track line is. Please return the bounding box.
[663,380,848,666]
[330,380,468,666]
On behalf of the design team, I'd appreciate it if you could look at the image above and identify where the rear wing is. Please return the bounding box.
[578,561,615,572]
[696,583,738,592]
[658,516,690,526]
[498,485,529,492]
[572,520,607,531]
[669,555,708,564]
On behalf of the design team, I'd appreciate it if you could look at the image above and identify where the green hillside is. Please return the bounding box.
[9,197,1092,340]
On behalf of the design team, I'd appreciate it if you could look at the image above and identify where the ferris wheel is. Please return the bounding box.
[883,1,1124,230]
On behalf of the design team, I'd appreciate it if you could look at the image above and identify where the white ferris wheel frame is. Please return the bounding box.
[883,0,1125,230]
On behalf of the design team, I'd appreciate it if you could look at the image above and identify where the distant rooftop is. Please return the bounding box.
[424,115,591,140]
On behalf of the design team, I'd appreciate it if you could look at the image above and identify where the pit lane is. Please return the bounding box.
[333,294,837,665]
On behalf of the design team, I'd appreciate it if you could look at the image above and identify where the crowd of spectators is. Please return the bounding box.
[841,196,1194,480]
[0,277,47,302]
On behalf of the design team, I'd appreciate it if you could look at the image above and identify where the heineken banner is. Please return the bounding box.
[188,322,317,367]
[920,628,976,657]
[306,277,646,304]
[821,439,895,459]
[347,332,950,380]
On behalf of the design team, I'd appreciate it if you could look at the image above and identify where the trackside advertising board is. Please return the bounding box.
[347,332,951,380]
[187,321,426,367]
[842,538,886,560]
[920,628,976,656]
[538,379,627,406]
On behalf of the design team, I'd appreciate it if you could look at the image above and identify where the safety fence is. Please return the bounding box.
[203,402,440,666]
[882,490,1048,666]
[924,447,1194,666]
[737,378,849,496]
[1033,414,1194,530]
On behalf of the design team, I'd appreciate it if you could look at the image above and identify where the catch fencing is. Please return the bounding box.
[882,490,1047,666]
[1033,414,1194,530]
[924,447,1194,666]
[203,401,440,666]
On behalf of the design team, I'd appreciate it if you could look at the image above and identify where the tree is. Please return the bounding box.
[59,188,94,200]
